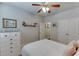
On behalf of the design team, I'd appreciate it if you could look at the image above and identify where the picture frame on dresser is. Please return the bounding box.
[3,18,17,28]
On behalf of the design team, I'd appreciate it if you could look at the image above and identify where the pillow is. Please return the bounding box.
[74,49,79,56]
[69,40,77,47]
[74,40,79,56]
[63,40,77,56]
[76,40,79,48]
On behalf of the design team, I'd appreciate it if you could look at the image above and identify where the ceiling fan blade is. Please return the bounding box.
[51,4,60,7]
[37,8,42,13]
[32,4,42,6]
[48,10,51,13]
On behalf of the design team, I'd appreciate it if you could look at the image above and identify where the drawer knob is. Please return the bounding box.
[10,47,13,49]
[5,35,7,37]
[10,39,13,40]
[10,43,13,45]
[10,51,13,53]
[65,33,69,35]
[15,34,17,36]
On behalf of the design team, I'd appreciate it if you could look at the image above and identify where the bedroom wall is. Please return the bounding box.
[44,7,79,42]
[44,7,79,23]
[0,3,43,47]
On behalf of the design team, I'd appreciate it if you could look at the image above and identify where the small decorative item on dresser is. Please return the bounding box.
[3,18,17,28]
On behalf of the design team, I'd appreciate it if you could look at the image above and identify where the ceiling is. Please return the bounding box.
[2,2,79,16]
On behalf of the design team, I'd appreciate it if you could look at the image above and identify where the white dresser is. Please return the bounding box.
[0,32,21,56]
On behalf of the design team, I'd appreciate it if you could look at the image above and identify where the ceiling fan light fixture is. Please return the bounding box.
[32,3,60,14]
[46,7,49,11]
[42,7,46,12]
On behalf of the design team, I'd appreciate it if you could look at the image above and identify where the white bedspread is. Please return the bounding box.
[21,39,67,56]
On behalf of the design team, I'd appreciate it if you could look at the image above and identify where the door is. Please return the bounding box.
[57,19,79,44]
[57,20,69,44]
[40,23,45,40]
[68,19,79,41]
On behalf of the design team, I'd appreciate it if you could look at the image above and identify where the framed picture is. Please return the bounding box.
[3,18,17,28]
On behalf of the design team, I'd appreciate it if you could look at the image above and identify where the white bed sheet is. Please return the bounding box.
[21,39,67,56]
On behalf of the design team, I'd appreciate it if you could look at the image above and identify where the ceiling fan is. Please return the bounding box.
[32,2,60,13]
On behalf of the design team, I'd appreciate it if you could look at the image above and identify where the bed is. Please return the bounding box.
[21,39,67,56]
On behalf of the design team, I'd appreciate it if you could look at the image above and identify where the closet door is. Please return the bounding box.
[57,19,79,44]
[57,20,69,44]
[68,19,79,41]
[75,19,79,41]
[51,23,57,41]
[40,23,45,40]
[68,20,76,42]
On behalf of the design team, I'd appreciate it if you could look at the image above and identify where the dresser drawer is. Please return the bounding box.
[0,45,21,56]
[0,32,21,56]
[0,49,20,56]
[0,50,10,56]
